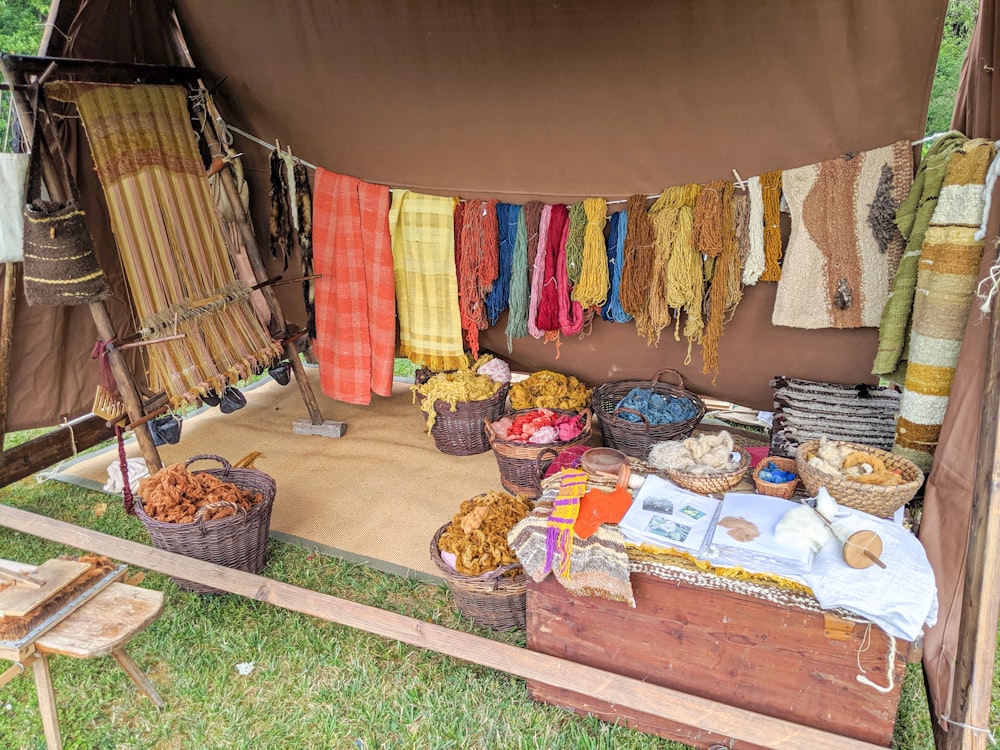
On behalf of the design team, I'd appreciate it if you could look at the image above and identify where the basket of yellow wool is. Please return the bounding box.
[509,370,592,412]
[412,354,511,455]
[431,489,533,630]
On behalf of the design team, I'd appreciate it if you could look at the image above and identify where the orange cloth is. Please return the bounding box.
[574,486,633,540]
[313,169,396,405]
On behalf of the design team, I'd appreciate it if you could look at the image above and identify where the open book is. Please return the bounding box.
[706,493,815,580]
[617,474,721,555]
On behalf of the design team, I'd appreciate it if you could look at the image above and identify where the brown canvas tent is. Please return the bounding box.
[1,0,996,746]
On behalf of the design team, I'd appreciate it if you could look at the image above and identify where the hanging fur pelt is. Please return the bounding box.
[293,163,316,338]
[269,149,292,270]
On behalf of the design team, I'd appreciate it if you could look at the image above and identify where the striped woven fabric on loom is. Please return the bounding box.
[388,189,467,372]
[47,82,282,407]
[894,138,996,472]
[312,169,395,405]
[773,141,913,329]
[769,376,901,458]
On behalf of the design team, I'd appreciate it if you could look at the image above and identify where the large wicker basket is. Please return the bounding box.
[426,382,510,456]
[485,408,592,497]
[591,369,706,459]
[134,454,276,594]
[430,523,526,630]
[794,440,923,517]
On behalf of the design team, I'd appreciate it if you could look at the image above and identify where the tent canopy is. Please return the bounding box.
[3,0,949,431]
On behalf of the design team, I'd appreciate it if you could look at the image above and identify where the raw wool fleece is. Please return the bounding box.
[894,138,996,472]
[772,141,913,329]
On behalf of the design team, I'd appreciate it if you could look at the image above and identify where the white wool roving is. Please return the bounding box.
[774,487,841,552]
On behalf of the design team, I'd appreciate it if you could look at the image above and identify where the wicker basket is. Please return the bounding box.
[430,523,526,630]
[753,455,799,499]
[664,448,750,495]
[134,454,276,594]
[591,369,706,459]
[485,408,592,497]
[427,382,510,456]
[795,440,923,517]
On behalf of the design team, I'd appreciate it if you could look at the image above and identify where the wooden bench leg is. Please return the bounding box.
[111,648,164,709]
[30,653,62,750]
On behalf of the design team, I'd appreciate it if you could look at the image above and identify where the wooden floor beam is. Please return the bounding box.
[0,415,113,488]
[0,503,884,750]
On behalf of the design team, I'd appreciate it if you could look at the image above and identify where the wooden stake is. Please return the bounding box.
[0,262,20,445]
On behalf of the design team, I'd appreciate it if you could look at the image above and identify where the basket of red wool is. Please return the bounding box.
[485,407,592,497]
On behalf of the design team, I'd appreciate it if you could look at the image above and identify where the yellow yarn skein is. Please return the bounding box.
[572,197,610,308]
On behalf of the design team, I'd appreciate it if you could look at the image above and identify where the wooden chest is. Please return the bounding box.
[526,565,911,749]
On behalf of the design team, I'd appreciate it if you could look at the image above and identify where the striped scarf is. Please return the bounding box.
[543,469,588,580]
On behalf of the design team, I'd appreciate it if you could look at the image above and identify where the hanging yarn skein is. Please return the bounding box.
[506,207,530,351]
[619,193,656,319]
[486,202,520,325]
[457,199,499,358]
[742,175,766,285]
[759,170,784,281]
[537,204,570,333]
[572,197,610,309]
[564,201,587,285]
[528,204,553,339]
[664,187,704,362]
[602,209,633,323]
[555,211,584,338]
[701,181,741,380]
[693,180,725,258]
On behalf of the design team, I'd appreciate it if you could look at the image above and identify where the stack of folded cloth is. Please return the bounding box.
[769,376,900,458]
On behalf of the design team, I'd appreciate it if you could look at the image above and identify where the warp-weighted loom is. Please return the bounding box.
[0,55,331,471]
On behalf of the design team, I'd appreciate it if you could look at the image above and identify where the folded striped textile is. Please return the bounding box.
[773,141,913,329]
[507,485,635,607]
[894,138,996,472]
[0,152,29,263]
[872,132,967,379]
[47,82,282,407]
[769,376,901,458]
[389,189,468,371]
[312,170,396,405]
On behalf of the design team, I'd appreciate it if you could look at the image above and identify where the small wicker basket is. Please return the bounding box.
[752,455,799,499]
[134,454,276,594]
[430,523,526,630]
[591,369,706,459]
[664,448,751,495]
[426,382,510,456]
[794,440,923,517]
[485,408,592,497]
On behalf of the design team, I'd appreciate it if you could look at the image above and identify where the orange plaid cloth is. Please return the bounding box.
[313,169,396,404]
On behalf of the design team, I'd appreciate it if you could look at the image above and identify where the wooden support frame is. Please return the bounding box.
[0,503,887,750]
[0,55,163,474]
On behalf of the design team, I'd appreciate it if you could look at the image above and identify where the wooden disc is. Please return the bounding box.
[842,529,885,569]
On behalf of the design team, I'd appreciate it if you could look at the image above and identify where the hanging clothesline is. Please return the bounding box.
[227,122,943,208]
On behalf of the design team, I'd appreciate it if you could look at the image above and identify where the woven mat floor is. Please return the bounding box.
[52,367,503,581]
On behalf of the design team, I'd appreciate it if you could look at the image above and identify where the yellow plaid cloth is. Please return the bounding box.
[389,189,467,371]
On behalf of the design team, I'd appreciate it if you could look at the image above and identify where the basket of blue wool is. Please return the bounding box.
[591,369,706,459]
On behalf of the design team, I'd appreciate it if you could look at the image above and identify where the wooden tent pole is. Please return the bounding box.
[942,288,1000,750]
[0,263,20,444]
[0,57,162,473]
[164,12,324,427]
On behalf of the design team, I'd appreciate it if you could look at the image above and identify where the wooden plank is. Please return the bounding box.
[0,503,886,750]
[943,276,1000,750]
[0,560,89,617]
[526,573,908,747]
[0,413,113,488]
